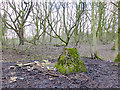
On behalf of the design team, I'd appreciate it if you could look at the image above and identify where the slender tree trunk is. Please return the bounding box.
[42,2,47,44]
[92,2,97,58]
[98,2,102,41]
[48,1,52,43]
[75,21,82,46]
[118,1,120,53]
[1,2,8,46]
[114,1,120,62]
[111,6,117,50]
[74,2,79,46]
[101,2,105,41]
[112,5,116,38]
[2,14,7,46]
[0,11,2,45]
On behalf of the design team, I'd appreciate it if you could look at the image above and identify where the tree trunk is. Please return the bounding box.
[98,2,102,41]
[18,29,24,45]
[19,36,24,45]
[92,2,97,58]
[42,2,47,44]
[91,2,101,59]
[114,1,120,62]
[118,1,120,58]
[0,12,2,44]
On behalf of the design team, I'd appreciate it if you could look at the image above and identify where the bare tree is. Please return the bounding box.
[42,2,86,46]
[2,0,33,45]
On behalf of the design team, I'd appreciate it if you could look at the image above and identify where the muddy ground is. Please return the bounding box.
[2,43,120,88]
[2,57,119,88]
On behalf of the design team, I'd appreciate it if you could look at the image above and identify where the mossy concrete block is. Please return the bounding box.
[54,47,87,75]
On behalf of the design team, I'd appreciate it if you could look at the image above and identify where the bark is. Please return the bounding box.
[118,1,120,54]
[114,1,120,62]
[92,2,97,58]
[18,28,24,45]
[0,12,2,43]
[49,1,52,43]
[91,2,101,59]
[74,3,79,46]
[42,2,47,44]
[98,2,102,41]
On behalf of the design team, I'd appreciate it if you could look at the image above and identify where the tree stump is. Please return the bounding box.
[54,47,87,75]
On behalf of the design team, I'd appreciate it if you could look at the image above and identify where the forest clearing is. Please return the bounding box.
[0,0,120,89]
[2,43,119,88]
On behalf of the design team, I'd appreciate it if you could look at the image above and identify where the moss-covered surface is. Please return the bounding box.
[111,45,115,50]
[114,52,120,62]
[54,43,66,47]
[54,48,87,75]
[93,54,102,60]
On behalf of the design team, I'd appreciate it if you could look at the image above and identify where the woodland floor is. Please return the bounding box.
[1,43,120,88]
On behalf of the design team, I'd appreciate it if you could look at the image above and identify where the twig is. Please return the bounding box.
[44,72,74,84]
[111,2,118,7]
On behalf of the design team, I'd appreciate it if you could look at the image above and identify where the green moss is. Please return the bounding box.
[57,55,66,65]
[96,55,102,60]
[111,45,115,50]
[114,52,120,62]
[54,48,87,75]
[63,43,66,46]
[54,43,66,47]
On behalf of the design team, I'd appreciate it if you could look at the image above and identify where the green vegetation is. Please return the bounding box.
[54,48,87,75]
[114,52,120,62]
[114,1,120,62]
